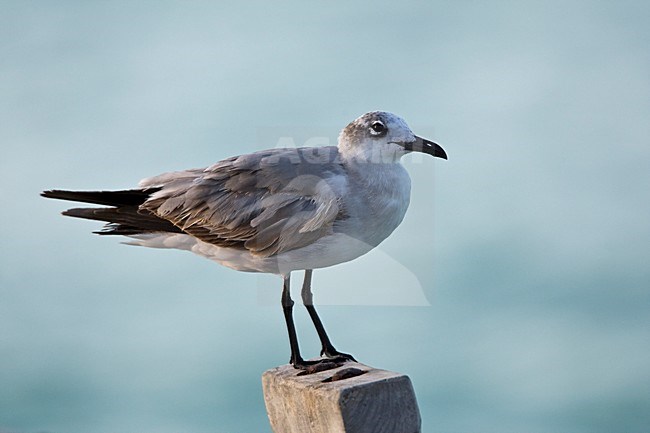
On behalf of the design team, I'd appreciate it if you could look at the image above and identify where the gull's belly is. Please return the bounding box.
[208,231,378,274]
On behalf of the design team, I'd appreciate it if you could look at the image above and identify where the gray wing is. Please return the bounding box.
[139,147,347,257]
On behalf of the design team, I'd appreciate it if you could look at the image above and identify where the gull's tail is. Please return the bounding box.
[41,189,183,236]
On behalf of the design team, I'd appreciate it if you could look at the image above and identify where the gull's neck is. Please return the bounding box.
[337,143,405,164]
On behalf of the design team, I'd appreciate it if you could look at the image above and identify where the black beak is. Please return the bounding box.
[402,136,447,159]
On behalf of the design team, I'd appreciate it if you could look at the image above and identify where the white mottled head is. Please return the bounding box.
[337,111,447,163]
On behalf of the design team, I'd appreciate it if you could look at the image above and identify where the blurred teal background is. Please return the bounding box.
[1,1,649,432]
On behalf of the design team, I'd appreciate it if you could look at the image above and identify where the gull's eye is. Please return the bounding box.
[369,121,386,136]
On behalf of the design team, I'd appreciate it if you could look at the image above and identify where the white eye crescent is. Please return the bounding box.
[369,121,386,136]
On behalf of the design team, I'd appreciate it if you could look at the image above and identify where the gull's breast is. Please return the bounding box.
[339,162,412,248]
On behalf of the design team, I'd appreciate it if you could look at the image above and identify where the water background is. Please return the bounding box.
[1,1,649,432]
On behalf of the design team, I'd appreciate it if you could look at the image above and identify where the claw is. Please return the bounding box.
[322,349,356,363]
[292,357,347,375]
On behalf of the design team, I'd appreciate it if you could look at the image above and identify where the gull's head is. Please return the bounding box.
[338,111,447,163]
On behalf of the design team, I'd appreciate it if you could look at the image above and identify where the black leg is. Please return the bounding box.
[301,270,356,362]
[281,274,304,367]
[282,273,350,373]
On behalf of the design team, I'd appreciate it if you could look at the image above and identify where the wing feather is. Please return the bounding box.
[140,147,346,257]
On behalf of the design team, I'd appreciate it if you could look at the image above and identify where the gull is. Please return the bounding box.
[42,111,447,371]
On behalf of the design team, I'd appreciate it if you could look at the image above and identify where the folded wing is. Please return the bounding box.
[49,147,347,258]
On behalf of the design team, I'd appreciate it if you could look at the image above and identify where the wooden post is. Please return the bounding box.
[262,362,421,433]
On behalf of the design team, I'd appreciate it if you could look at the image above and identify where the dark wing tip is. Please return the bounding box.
[40,188,160,206]
[41,189,63,199]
